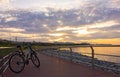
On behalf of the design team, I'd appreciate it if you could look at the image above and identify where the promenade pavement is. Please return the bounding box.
[3,53,119,77]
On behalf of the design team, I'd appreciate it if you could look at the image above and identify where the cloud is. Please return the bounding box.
[48,33,65,37]
[0,9,120,43]
[4,16,17,22]
[88,20,119,28]
[108,0,120,8]
[0,27,25,32]
[0,0,120,44]
[88,24,120,32]
[72,29,96,35]
[10,0,90,11]
[56,26,80,31]
[0,0,14,10]
[0,0,10,4]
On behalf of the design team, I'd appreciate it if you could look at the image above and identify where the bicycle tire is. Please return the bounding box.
[31,54,40,68]
[9,53,25,73]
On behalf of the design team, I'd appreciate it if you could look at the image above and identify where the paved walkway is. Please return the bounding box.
[3,53,119,77]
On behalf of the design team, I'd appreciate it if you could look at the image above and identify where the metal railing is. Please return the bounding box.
[0,54,11,77]
[0,47,14,77]
[40,45,120,74]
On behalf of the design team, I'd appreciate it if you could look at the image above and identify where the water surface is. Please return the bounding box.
[72,47,120,63]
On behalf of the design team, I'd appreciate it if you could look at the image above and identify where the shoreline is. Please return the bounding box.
[40,49,120,74]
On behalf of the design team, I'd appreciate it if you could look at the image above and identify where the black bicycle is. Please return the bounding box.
[9,44,40,73]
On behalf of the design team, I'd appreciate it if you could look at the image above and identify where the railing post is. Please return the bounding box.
[69,47,73,62]
[58,47,60,58]
[90,46,95,69]
[51,48,53,56]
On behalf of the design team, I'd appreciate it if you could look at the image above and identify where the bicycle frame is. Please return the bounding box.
[17,45,35,64]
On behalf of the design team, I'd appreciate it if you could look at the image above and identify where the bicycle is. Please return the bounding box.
[9,44,40,73]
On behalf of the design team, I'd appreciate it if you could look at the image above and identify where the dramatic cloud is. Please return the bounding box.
[0,0,120,44]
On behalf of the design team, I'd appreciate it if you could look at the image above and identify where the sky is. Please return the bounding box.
[0,0,120,44]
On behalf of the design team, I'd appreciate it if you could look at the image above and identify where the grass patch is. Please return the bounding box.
[0,48,15,59]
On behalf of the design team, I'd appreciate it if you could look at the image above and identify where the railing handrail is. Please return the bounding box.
[55,45,120,48]
[0,53,12,77]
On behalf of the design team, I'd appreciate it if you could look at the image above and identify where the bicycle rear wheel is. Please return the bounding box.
[9,53,25,73]
[31,54,40,68]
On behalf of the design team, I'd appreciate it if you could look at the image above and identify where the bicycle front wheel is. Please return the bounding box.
[9,53,25,73]
[31,54,40,68]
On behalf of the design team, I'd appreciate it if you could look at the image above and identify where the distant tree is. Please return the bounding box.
[79,42,91,45]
